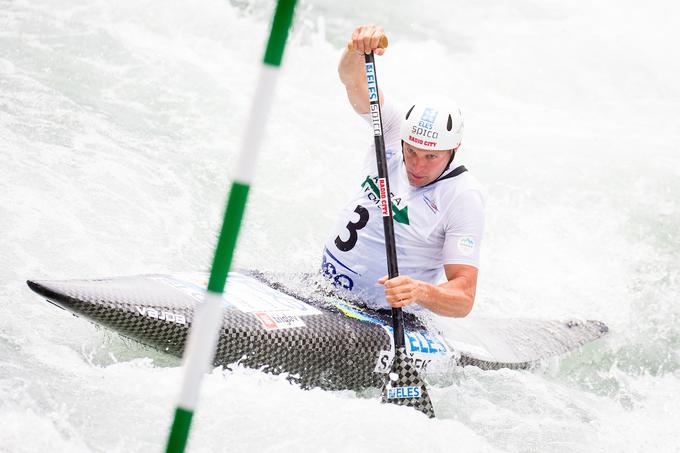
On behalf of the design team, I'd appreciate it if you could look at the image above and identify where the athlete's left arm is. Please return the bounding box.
[379,264,478,317]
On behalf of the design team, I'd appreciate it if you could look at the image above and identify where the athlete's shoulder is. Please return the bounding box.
[435,165,485,200]
[438,171,486,233]
[457,169,485,195]
[381,97,404,135]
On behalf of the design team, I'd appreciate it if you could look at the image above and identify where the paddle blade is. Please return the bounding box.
[381,347,435,418]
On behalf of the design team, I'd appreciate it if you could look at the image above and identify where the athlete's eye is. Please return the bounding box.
[426,154,438,160]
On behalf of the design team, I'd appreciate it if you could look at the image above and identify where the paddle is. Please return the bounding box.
[361,49,436,418]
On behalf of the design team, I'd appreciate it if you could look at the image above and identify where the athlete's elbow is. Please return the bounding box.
[458,296,474,317]
[435,295,474,318]
[451,293,474,318]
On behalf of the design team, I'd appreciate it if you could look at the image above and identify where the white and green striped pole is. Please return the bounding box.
[165,1,297,451]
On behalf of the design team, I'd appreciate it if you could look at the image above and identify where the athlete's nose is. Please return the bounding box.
[412,155,427,172]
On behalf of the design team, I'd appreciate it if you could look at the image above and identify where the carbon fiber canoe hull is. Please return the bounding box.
[26,271,608,390]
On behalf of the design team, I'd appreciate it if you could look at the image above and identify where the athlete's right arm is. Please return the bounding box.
[339,24,386,114]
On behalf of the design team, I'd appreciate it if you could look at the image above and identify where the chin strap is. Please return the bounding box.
[442,147,458,172]
[423,164,467,187]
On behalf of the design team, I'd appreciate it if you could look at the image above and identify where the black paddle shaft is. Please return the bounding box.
[363,52,406,349]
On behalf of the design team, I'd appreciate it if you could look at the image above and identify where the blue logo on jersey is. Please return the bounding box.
[422,194,439,214]
[321,249,356,291]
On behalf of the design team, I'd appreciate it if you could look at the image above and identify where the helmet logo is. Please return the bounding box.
[407,107,440,147]
[410,126,438,139]
[419,107,438,130]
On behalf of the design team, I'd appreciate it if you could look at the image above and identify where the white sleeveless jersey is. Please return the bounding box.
[322,98,486,309]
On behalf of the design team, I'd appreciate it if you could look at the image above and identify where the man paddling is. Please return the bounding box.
[321,24,486,318]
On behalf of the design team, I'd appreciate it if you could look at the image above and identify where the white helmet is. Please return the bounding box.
[399,99,464,151]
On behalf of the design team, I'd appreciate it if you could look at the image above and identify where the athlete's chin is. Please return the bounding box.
[407,175,431,187]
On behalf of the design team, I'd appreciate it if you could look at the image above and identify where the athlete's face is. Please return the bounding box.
[402,142,453,187]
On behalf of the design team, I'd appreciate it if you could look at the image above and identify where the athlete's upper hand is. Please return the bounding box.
[349,24,386,56]
[378,275,426,308]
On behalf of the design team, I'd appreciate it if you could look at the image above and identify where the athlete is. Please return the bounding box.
[320,24,486,318]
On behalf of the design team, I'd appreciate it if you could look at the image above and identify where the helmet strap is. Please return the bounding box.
[435,147,457,180]
[445,147,458,170]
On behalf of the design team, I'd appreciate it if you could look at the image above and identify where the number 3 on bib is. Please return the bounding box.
[335,205,369,252]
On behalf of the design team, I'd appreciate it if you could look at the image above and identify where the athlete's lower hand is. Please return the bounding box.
[378,275,425,308]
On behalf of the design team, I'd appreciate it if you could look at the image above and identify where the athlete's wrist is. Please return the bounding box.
[414,280,435,307]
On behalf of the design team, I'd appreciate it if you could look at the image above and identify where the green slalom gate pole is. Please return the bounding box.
[165,1,297,451]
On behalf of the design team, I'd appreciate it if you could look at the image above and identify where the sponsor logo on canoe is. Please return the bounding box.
[374,327,449,373]
[376,350,436,373]
[254,312,306,331]
[375,351,436,374]
[405,329,448,354]
[387,386,421,399]
[136,306,187,325]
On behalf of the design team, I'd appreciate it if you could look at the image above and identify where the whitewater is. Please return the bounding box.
[1,0,679,451]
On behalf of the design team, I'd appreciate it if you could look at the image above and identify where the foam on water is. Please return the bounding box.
[1,0,679,451]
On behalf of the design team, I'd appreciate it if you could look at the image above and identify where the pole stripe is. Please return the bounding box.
[177,291,225,408]
[232,66,279,186]
[166,408,193,453]
[165,0,298,451]
[207,183,250,294]
[263,0,296,66]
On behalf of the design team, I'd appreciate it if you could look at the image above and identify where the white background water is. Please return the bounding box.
[1,0,679,451]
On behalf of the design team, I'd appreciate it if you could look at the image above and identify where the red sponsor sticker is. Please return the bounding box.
[254,312,278,330]
[254,312,306,330]
[408,135,424,145]
[409,135,436,147]
[378,178,389,216]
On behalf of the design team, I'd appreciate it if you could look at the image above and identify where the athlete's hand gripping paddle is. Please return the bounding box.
[362,48,436,418]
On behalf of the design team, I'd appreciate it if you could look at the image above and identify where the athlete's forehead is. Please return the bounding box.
[403,141,452,155]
